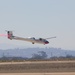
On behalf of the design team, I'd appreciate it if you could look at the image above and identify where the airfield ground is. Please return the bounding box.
[0,60,75,73]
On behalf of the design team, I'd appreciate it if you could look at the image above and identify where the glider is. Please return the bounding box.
[6,31,56,45]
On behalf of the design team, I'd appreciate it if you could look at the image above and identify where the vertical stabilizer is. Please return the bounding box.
[6,31,13,40]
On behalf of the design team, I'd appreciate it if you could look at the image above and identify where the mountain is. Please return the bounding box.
[0,47,75,58]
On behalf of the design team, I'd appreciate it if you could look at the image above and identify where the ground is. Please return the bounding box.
[0,60,75,75]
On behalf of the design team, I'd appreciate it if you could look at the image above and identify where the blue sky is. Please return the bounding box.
[0,0,75,50]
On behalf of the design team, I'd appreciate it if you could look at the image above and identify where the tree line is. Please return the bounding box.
[0,51,75,62]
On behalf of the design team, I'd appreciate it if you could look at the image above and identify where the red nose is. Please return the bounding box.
[45,41,49,44]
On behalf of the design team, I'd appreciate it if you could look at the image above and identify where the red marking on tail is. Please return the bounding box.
[8,34,12,39]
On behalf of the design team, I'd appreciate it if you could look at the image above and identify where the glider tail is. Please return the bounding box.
[6,31,13,40]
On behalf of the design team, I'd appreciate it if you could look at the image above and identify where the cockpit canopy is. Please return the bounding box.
[39,38,47,42]
[39,38,42,40]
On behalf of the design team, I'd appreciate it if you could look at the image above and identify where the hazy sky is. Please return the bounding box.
[0,0,75,50]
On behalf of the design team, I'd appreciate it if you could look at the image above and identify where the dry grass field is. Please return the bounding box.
[0,60,75,73]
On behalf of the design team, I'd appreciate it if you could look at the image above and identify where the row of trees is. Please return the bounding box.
[0,51,75,62]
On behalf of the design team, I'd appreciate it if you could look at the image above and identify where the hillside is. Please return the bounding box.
[0,47,75,58]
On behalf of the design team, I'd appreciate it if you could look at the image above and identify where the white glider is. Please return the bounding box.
[6,31,56,45]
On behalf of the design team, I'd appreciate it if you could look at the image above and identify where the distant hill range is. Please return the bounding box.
[0,47,75,58]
